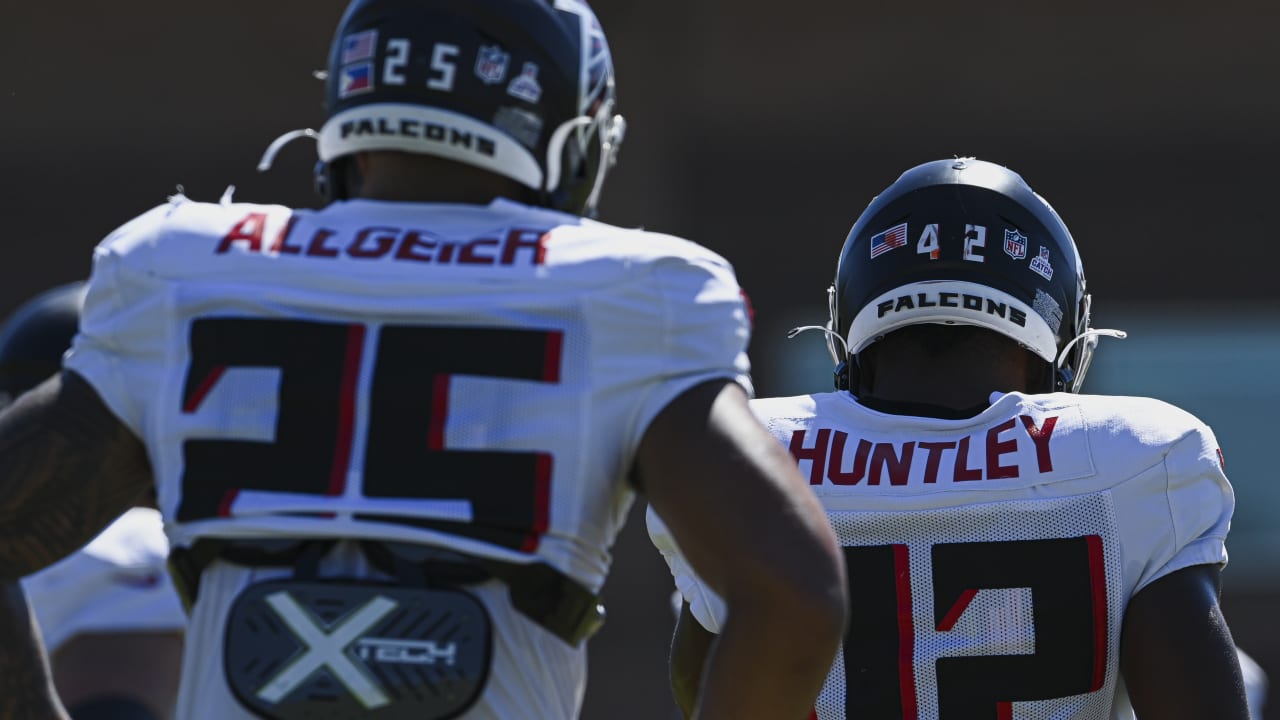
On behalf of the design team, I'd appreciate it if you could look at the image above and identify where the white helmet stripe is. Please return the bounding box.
[847,279,1059,363]
[318,104,544,189]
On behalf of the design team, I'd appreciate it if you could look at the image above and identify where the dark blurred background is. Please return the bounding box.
[5,1,1278,717]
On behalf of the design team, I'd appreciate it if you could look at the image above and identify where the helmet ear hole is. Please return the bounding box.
[834,361,850,391]
[553,126,595,214]
[833,359,862,392]
[544,104,622,216]
[314,158,358,204]
[313,161,334,203]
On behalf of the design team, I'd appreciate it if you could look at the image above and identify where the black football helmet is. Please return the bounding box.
[311,0,625,214]
[829,158,1117,394]
[0,282,86,409]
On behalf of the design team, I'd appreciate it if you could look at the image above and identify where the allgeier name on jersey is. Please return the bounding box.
[215,213,547,267]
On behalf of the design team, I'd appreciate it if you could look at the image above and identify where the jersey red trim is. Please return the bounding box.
[327,324,365,495]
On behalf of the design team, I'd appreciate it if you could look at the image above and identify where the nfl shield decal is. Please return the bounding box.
[1003,228,1028,260]
[1030,245,1054,281]
[475,45,510,85]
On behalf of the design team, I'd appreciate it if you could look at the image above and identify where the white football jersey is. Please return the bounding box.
[22,508,184,651]
[66,195,751,720]
[649,390,1233,720]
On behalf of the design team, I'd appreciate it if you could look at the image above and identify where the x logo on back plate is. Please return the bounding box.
[256,590,399,709]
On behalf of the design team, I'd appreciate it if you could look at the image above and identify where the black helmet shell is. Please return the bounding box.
[0,282,86,408]
[832,158,1095,392]
[317,0,623,215]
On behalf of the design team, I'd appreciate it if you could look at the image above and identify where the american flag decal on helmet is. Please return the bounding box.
[869,222,909,259]
[341,30,377,65]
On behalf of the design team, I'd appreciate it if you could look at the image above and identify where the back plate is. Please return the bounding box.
[224,579,492,720]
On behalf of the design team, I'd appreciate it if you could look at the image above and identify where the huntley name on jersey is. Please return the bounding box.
[787,412,1058,486]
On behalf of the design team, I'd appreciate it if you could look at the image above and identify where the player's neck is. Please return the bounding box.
[860,384,1000,417]
[860,365,1033,415]
[855,393,993,420]
[357,176,517,205]
[355,151,537,206]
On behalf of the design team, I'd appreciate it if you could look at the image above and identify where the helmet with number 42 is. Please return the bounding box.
[829,158,1115,394]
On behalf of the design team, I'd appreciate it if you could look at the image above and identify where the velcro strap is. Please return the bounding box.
[171,539,606,646]
[476,557,606,646]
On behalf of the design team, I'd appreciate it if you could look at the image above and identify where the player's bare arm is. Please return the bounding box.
[0,372,150,719]
[1121,563,1250,719]
[636,379,848,720]
[0,370,152,578]
[0,581,69,720]
[669,601,716,718]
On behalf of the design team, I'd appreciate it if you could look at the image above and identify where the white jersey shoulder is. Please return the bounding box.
[751,389,1231,582]
[751,390,1222,500]
[652,389,1233,719]
[67,195,751,592]
[90,196,736,289]
[22,508,184,651]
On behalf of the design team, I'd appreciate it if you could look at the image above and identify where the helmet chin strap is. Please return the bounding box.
[787,325,857,391]
[256,129,319,172]
[787,324,850,356]
[1053,328,1127,392]
[543,116,594,197]
[584,112,626,215]
[544,100,625,217]
[1056,328,1127,368]
[790,324,1130,395]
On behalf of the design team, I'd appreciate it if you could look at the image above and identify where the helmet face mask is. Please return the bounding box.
[315,0,623,215]
[829,158,1097,394]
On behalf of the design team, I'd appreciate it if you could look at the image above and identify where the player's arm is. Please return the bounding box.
[0,581,69,720]
[0,370,153,577]
[0,371,153,718]
[1120,563,1249,719]
[669,601,716,718]
[635,379,847,720]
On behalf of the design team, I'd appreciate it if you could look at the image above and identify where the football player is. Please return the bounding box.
[648,158,1251,719]
[0,1,847,719]
[0,283,186,720]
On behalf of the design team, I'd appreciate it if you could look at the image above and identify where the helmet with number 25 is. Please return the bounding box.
[313,0,625,216]
[828,158,1122,394]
